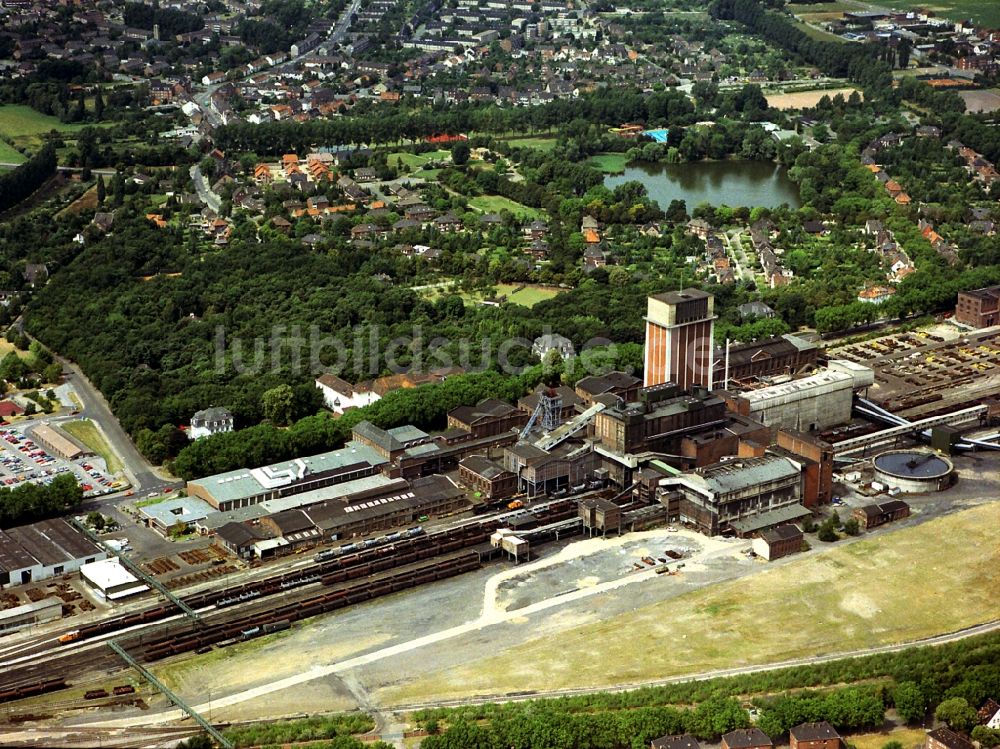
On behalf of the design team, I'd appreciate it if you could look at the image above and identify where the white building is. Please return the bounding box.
[189,406,234,440]
[80,559,148,601]
[315,373,379,414]
[532,333,575,361]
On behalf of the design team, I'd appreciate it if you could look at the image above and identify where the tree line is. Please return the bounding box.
[0,144,56,214]
[0,473,82,528]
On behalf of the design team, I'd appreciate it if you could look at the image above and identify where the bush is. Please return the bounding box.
[817,518,839,542]
[843,518,860,536]
[971,726,1000,748]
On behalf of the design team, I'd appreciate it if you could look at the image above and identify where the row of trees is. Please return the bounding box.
[0,144,56,213]
[0,473,82,527]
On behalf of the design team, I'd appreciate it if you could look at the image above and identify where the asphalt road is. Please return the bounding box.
[189,164,221,212]
[53,354,179,498]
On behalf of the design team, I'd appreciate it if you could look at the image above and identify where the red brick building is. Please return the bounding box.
[458,455,516,500]
[955,286,1000,328]
[790,722,842,749]
[722,728,772,749]
[926,728,975,749]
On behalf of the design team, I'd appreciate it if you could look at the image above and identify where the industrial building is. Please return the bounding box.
[575,371,642,408]
[187,442,388,511]
[0,596,62,633]
[446,398,528,438]
[660,455,810,536]
[955,285,1000,328]
[139,496,214,535]
[752,524,803,561]
[713,334,818,384]
[211,474,466,559]
[728,361,874,431]
[0,518,107,589]
[458,455,517,500]
[30,423,94,461]
[644,289,716,389]
[591,384,728,456]
[852,499,910,530]
[80,559,148,601]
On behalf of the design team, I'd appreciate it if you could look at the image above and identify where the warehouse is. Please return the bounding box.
[80,559,148,600]
[730,361,873,432]
[187,442,388,511]
[0,518,107,589]
[30,423,94,461]
[0,596,62,633]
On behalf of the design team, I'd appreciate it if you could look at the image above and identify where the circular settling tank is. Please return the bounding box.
[872,449,954,493]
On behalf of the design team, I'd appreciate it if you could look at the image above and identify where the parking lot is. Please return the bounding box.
[0,425,124,500]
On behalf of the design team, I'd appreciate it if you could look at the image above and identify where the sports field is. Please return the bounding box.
[468,195,542,220]
[421,282,561,307]
[382,502,999,703]
[767,87,861,110]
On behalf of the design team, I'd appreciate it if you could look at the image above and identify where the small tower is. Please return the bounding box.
[539,388,562,432]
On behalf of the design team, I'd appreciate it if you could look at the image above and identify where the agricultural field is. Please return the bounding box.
[588,152,631,174]
[0,105,91,150]
[766,87,861,109]
[61,419,123,473]
[468,195,543,220]
[382,502,999,703]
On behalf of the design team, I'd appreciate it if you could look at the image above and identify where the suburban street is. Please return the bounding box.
[190,164,222,212]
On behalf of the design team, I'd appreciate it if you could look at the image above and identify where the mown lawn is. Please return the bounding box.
[387,149,450,171]
[468,195,542,220]
[421,282,561,308]
[501,135,558,152]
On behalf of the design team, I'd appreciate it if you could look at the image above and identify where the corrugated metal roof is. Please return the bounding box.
[701,456,800,496]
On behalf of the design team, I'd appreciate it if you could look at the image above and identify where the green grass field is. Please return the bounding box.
[61,419,124,474]
[0,140,26,164]
[0,105,91,149]
[588,152,631,174]
[882,0,1000,27]
[387,149,450,172]
[421,282,561,308]
[468,195,543,220]
[501,135,558,153]
[381,502,999,704]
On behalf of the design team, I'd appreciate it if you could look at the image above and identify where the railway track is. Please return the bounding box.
[0,498,584,698]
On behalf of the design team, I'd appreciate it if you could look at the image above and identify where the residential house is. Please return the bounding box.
[189,407,235,440]
[532,333,575,361]
[789,723,841,749]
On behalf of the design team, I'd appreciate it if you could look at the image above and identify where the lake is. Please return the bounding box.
[604,160,802,209]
